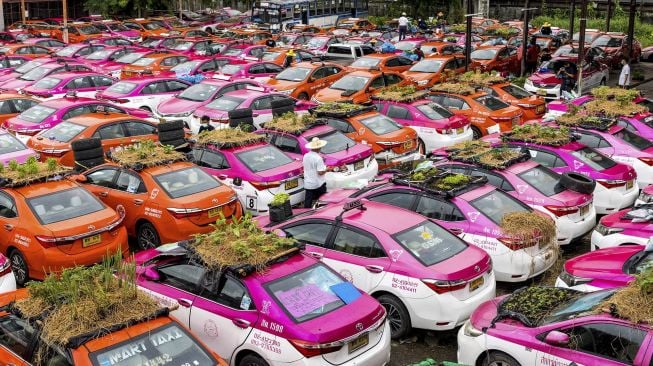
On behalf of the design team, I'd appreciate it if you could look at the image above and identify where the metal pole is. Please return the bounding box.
[521,5,538,77]
[577,0,588,95]
[62,0,68,43]
[20,0,26,22]
[606,0,612,32]
[465,0,474,71]
[569,0,576,39]
[0,0,5,32]
[179,0,183,19]
[627,0,636,65]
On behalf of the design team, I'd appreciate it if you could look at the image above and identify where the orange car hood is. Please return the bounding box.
[315,87,357,102]
[403,71,436,81]
[266,78,299,90]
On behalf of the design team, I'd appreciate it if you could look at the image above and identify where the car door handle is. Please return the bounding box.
[449,227,464,235]
[307,251,323,260]
[3,224,13,231]
[98,192,108,197]
[232,318,251,329]
[365,265,384,273]
[133,199,143,205]
[177,298,193,308]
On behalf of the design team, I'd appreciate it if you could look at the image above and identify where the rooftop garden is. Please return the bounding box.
[0,157,70,187]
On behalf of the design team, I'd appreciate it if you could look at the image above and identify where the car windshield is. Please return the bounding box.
[416,103,454,120]
[143,22,162,30]
[409,59,443,73]
[471,49,497,60]
[518,165,566,197]
[261,51,281,61]
[20,66,54,81]
[17,105,57,123]
[105,81,137,94]
[541,290,615,325]
[78,25,100,34]
[474,95,510,110]
[132,57,156,66]
[306,37,328,48]
[236,145,294,172]
[171,60,202,74]
[27,187,105,225]
[221,64,245,75]
[205,95,245,111]
[85,49,113,60]
[633,251,653,274]
[312,130,356,154]
[614,128,653,151]
[351,57,381,68]
[275,67,311,82]
[177,83,218,102]
[573,32,599,42]
[394,220,467,266]
[171,41,194,51]
[266,263,349,323]
[93,323,216,366]
[470,189,531,225]
[0,133,27,154]
[108,23,129,31]
[40,121,86,142]
[569,147,616,171]
[593,36,622,47]
[330,75,369,91]
[222,47,244,56]
[501,84,532,99]
[359,114,403,135]
[116,52,146,64]
[394,41,418,51]
[55,45,83,57]
[15,60,45,74]
[32,77,61,90]
[153,166,221,199]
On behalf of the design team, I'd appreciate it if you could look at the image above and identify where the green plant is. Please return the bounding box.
[270,193,290,207]
[500,287,579,326]
[46,158,58,172]
[632,69,645,81]
[410,167,440,182]
[431,173,471,191]
[7,160,18,171]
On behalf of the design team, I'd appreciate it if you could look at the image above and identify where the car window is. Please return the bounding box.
[283,222,333,247]
[193,149,230,169]
[469,189,531,225]
[264,63,283,73]
[444,60,457,70]
[166,80,189,92]
[86,168,119,188]
[561,323,646,364]
[385,57,401,67]
[569,147,617,171]
[27,187,105,225]
[326,118,355,133]
[416,196,465,221]
[153,166,221,199]
[115,170,146,193]
[369,76,385,89]
[204,275,254,310]
[393,220,468,266]
[97,123,126,139]
[523,148,567,168]
[9,98,37,113]
[386,105,410,120]
[272,134,301,154]
[249,64,266,74]
[0,101,12,114]
[574,132,612,149]
[158,261,205,293]
[141,81,168,95]
[66,76,94,89]
[252,96,273,110]
[91,75,114,87]
[0,314,36,358]
[0,192,17,218]
[385,74,403,85]
[161,57,177,66]
[62,105,93,120]
[466,169,515,191]
[332,226,386,258]
[518,165,565,197]
[124,121,156,136]
[368,191,416,210]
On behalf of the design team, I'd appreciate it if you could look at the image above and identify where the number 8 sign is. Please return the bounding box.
[246,195,257,210]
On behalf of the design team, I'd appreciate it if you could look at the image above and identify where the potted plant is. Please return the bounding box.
[269,192,291,223]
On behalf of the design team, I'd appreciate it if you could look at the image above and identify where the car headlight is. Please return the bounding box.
[164,111,193,118]
[594,223,623,236]
[279,89,294,95]
[559,268,591,287]
[637,191,653,205]
[417,80,428,86]
[463,320,483,337]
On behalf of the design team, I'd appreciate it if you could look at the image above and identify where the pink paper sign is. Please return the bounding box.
[275,284,339,318]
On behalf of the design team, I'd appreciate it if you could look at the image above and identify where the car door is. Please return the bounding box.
[88,75,115,97]
[250,95,274,128]
[320,224,391,292]
[269,133,302,158]
[134,81,168,110]
[92,122,131,152]
[0,192,23,256]
[535,322,649,366]
[385,104,411,126]
[574,130,616,157]
[0,313,35,366]
[262,63,284,79]
[189,273,258,363]
[281,220,334,261]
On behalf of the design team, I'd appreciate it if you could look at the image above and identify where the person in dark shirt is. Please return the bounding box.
[198,115,215,134]
[414,45,424,61]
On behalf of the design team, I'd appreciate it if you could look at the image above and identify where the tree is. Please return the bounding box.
[84,0,171,17]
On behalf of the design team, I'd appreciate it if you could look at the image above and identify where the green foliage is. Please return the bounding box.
[448,0,464,25]
[84,0,171,17]
[7,160,18,171]
[46,158,58,172]
[410,167,440,182]
[368,16,391,26]
[431,173,471,191]
[636,267,653,296]
[506,124,571,146]
[270,193,290,207]
[500,287,579,326]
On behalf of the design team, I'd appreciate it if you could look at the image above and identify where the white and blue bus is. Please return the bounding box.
[252,0,368,30]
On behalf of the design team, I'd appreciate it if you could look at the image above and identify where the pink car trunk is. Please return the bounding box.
[564,246,639,289]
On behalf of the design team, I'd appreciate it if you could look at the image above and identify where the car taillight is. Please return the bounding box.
[544,204,579,217]
[250,180,281,190]
[436,127,453,134]
[497,236,538,251]
[639,157,653,166]
[41,148,70,157]
[211,117,229,123]
[35,235,74,248]
[516,103,536,108]
[16,128,42,136]
[288,339,343,358]
[596,179,626,189]
[328,164,347,172]
[0,258,11,277]
[376,141,402,147]
[422,279,467,294]
[166,207,203,219]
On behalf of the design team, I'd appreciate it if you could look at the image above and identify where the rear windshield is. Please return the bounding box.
[32,77,61,90]
[20,66,54,81]
[205,95,245,111]
[409,59,443,73]
[27,187,105,225]
[153,166,221,199]
[393,220,467,266]
[416,103,453,120]
[0,133,27,154]
[266,263,349,323]
[15,60,44,74]
[471,49,497,60]
[312,130,356,154]
[569,147,616,171]
[220,64,244,75]
[116,52,146,64]
[501,84,532,99]
[171,60,202,74]
[474,95,510,111]
[329,75,369,91]
[359,114,403,135]
[518,165,565,197]
[86,50,113,60]
[39,121,86,142]
[132,57,156,66]
[178,83,218,102]
[614,128,653,151]
[17,105,57,123]
[469,189,531,225]
[106,81,138,95]
[275,67,311,82]
[91,323,216,366]
[350,57,380,67]
[236,145,294,172]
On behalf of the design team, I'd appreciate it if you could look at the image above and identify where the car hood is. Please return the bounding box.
[5,116,42,131]
[157,96,203,115]
[564,246,641,282]
[0,78,34,90]
[266,78,300,90]
[529,72,560,85]
[314,88,359,103]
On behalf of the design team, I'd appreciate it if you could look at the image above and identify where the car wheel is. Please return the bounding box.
[600,77,607,86]
[297,92,309,101]
[417,138,426,155]
[239,354,269,366]
[137,222,160,250]
[9,250,28,287]
[471,126,482,140]
[482,351,521,366]
[559,172,596,194]
[140,106,152,112]
[377,294,410,339]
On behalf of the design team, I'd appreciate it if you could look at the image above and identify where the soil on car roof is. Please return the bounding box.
[388,234,590,365]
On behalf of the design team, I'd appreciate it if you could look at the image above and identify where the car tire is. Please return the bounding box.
[73,146,104,161]
[137,222,160,250]
[471,126,482,140]
[297,92,309,100]
[9,249,29,287]
[140,106,152,112]
[559,172,596,194]
[482,351,521,366]
[158,120,184,132]
[378,294,411,340]
[71,137,102,152]
[239,354,269,366]
[600,77,607,86]
[75,157,106,171]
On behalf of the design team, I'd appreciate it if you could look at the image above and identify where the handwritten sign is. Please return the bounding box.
[275,284,339,318]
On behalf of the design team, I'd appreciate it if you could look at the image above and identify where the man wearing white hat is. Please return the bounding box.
[303,137,329,208]
[398,12,409,41]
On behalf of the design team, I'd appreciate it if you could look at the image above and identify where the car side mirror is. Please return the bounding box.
[307,77,315,83]
[544,331,570,346]
[233,176,242,186]
[142,266,161,281]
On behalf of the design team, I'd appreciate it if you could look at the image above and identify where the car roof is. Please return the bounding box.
[221,89,270,99]
[41,71,100,79]
[0,93,34,100]
[40,97,97,108]
[65,112,142,125]
[11,178,79,197]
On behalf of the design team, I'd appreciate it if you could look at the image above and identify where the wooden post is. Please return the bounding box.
[465,0,473,71]
[20,0,26,22]
[569,0,576,38]
[0,0,5,32]
[577,0,588,94]
[63,0,69,43]
[627,0,636,65]
[179,0,183,19]
[606,0,612,32]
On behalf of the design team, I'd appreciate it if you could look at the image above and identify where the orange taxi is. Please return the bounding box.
[27,113,161,167]
[122,18,170,37]
[76,156,242,249]
[0,93,40,125]
[227,28,274,44]
[0,43,51,58]
[312,70,412,104]
[257,47,317,66]
[483,81,546,120]
[470,45,520,74]
[0,163,128,285]
[403,54,480,88]
[421,41,465,56]
[312,103,421,169]
[0,289,229,365]
[428,87,524,139]
[266,61,344,100]
[337,18,376,32]
[347,53,414,73]
[120,52,189,78]
[52,22,103,43]
[7,20,56,37]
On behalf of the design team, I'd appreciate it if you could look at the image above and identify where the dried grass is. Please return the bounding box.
[504,124,571,146]
[196,128,266,148]
[583,99,647,117]
[312,102,368,115]
[598,269,653,324]
[500,212,557,246]
[456,71,506,87]
[430,82,477,95]
[265,112,319,134]
[446,140,492,160]
[371,84,428,102]
[0,157,70,186]
[477,148,524,169]
[110,140,185,168]
[591,86,640,101]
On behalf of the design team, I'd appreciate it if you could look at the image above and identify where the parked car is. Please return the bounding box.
[312,70,411,104]
[96,77,191,113]
[591,32,642,66]
[323,43,376,66]
[0,92,39,125]
[347,54,414,73]
[591,206,653,250]
[0,254,15,294]
[22,71,116,101]
[265,61,345,101]
[402,55,476,89]
[470,45,520,74]
[120,52,189,79]
[212,60,284,82]
[0,43,51,58]
[0,60,94,91]
[524,58,609,99]
[481,81,546,121]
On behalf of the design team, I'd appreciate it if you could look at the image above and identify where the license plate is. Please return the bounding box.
[348,333,369,354]
[403,140,414,150]
[284,179,299,190]
[536,105,545,114]
[354,160,364,170]
[469,276,484,292]
[82,234,101,247]
[208,207,221,218]
[579,204,589,217]
[626,180,634,190]
[456,127,464,135]
[537,89,547,96]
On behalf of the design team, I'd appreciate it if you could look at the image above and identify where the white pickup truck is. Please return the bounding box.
[323,43,376,66]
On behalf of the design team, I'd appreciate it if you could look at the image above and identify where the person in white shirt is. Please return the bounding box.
[398,12,409,40]
[302,137,330,208]
[619,59,631,88]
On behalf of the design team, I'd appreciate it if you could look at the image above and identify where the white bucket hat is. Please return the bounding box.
[402,12,407,16]
[305,137,328,150]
